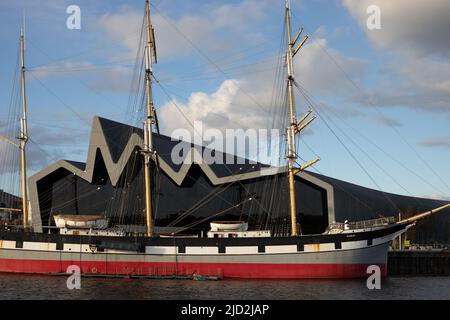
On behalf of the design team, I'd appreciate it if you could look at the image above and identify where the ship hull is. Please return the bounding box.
[0,224,407,279]
[0,243,388,279]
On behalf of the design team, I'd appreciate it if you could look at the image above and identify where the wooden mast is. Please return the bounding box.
[285,1,298,236]
[143,0,157,237]
[20,28,29,229]
[285,1,318,236]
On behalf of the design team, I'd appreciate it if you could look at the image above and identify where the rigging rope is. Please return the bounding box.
[293,80,403,214]
[311,36,450,193]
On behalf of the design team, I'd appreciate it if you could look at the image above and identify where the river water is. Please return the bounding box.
[0,274,449,300]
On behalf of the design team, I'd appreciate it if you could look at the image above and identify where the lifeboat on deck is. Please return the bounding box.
[53,214,109,229]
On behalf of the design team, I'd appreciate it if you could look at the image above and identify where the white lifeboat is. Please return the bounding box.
[210,221,248,232]
[53,214,109,229]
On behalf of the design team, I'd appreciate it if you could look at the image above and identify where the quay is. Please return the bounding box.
[388,250,450,276]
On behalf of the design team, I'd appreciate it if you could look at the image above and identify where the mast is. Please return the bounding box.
[20,28,29,229]
[143,0,157,237]
[284,1,318,236]
[285,1,297,236]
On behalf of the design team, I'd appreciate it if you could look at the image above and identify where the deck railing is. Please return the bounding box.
[328,216,396,232]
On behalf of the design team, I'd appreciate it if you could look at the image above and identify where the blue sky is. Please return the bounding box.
[0,0,449,200]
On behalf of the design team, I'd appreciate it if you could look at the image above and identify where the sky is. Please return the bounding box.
[0,0,449,200]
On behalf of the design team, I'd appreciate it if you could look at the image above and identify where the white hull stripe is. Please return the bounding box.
[0,235,392,255]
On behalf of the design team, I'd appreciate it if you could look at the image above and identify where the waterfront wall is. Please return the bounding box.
[388,251,450,276]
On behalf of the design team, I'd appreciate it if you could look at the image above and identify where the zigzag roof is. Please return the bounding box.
[29,116,283,188]
[28,116,448,234]
[29,116,335,231]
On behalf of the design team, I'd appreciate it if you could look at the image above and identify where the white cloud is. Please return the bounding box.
[87,64,133,92]
[342,0,450,117]
[159,79,264,133]
[96,6,143,61]
[349,50,450,117]
[96,0,271,62]
[30,61,95,79]
[158,34,368,134]
[158,78,282,164]
[81,0,276,93]
[418,135,450,150]
[373,115,402,127]
[294,38,367,95]
[342,0,450,57]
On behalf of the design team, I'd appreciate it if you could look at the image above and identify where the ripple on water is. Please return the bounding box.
[0,274,449,300]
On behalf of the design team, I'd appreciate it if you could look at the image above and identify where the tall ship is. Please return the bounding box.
[0,0,449,279]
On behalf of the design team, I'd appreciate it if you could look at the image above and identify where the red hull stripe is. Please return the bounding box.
[0,259,387,279]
